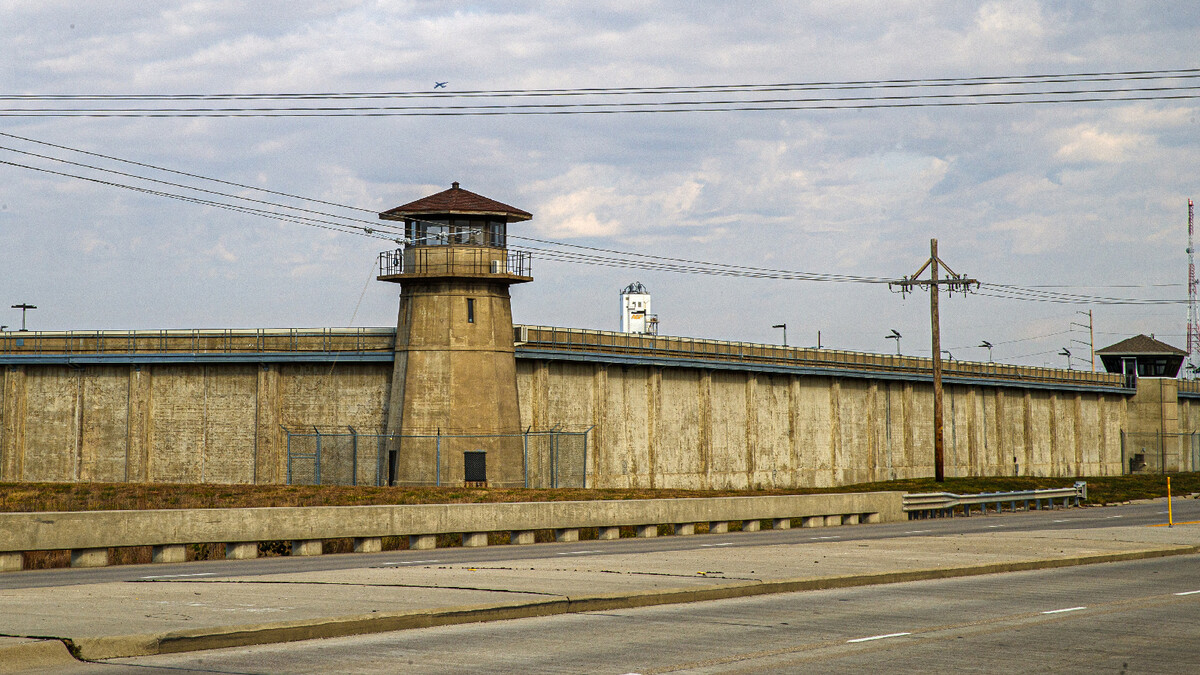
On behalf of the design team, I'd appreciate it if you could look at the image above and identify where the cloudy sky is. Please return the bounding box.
[1,1,1198,369]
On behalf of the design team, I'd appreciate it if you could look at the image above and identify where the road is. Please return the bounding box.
[8,497,1194,673]
[5,498,1196,591]
[56,548,1200,673]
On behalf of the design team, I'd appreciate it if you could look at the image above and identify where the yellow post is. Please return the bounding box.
[1168,476,1174,528]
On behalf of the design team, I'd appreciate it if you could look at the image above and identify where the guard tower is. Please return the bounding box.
[377,182,532,486]
[620,281,659,334]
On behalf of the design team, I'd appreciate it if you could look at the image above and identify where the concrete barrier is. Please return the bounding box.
[0,492,904,570]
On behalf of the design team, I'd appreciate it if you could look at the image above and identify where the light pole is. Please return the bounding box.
[1059,347,1072,370]
[772,323,787,347]
[886,329,902,355]
[11,304,36,332]
[979,340,993,362]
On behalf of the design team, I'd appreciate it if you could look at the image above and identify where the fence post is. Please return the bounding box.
[285,429,292,484]
[350,426,358,486]
[436,431,441,486]
[314,426,322,485]
[582,428,590,489]
[523,431,529,488]
[551,430,558,489]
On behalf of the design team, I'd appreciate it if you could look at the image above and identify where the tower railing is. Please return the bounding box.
[378,248,531,278]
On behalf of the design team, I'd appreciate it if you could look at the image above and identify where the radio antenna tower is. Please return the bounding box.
[1188,199,1199,375]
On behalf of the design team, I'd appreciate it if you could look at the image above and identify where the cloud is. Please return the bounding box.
[1054,124,1149,163]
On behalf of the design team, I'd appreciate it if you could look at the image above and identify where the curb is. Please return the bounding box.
[0,638,77,674]
[44,543,1197,662]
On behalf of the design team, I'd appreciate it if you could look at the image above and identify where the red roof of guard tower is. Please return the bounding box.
[379,182,532,222]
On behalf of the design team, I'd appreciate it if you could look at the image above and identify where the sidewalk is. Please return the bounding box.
[1,514,1197,670]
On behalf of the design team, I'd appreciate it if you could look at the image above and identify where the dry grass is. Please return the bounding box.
[2,474,1198,514]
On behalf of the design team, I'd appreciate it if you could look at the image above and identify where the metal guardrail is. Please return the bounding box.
[903,482,1087,519]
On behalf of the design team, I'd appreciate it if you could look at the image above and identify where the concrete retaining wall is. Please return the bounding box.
[0,492,902,558]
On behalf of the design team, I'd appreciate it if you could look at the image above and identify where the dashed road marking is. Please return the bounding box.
[556,550,603,556]
[809,536,840,540]
[1042,606,1086,614]
[904,530,932,534]
[847,632,911,643]
[700,543,734,547]
[986,525,1004,528]
[139,572,216,580]
[1175,590,1200,596]
[381,560,440,566]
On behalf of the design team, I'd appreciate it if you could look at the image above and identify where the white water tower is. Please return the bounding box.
[620,281,659,334]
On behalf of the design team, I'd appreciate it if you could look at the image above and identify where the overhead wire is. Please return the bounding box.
[0,132,1189,306]
[3,67,1197,100]
[2,68,1200,116]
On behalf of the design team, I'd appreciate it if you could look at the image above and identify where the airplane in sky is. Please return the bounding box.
[434,81,448,89]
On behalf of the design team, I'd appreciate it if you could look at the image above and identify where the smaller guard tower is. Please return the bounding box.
[377,182,532,486]
[620,281,659,334]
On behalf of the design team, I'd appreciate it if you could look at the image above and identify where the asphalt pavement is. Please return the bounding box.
[0,497,1197,672]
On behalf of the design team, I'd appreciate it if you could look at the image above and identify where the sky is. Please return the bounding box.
[1,1,1198,369]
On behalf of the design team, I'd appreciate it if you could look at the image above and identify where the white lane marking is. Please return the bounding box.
[139,572,216,580]
[1107,515,1123,519]
[847,632,911,643]
[381,560,440,566]
[905,530,932,534]
[556,550,603,556]
[1042,606,1087,615]
[986,525,1004,528]
[809,536,840,540]
[1052,519,1069,523]
[1175,590,1200,596]
[700,543,734,547]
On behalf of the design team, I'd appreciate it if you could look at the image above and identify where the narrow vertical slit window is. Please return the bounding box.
[467,298,475,324]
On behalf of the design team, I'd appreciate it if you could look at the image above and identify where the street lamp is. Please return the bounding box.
[885,329,902,355]
[772,323,787,347]
[11,304,36,332]
[979,340,993,362]
[1059,347,1072,370]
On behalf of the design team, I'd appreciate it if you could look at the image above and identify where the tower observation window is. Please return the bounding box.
[405,218,506,247]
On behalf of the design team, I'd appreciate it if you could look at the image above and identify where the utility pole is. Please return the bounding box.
[1071,310,1094,372]
[890,239,978,482]
[11,304,36,332]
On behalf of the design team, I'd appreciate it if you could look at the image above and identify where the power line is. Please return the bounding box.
[3,67,1196,100]
[5,82,1200,114]
[4,90,1198,117]
[0,131,378,214]
[0,132,1191,307]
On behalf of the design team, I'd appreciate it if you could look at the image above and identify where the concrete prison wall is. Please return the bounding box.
[0,327,1143,487]
[517,359,1128,489]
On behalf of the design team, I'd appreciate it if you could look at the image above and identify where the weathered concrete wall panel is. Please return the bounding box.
[79,367,129,483]
[21,367,80,482]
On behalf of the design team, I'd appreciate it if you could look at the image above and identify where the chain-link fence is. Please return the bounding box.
[1121,431,1200,475]
[284,427,590,488]
[284,427,389,486]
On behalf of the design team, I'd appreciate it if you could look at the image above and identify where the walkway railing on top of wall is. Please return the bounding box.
[514,325,1128,390]
[0,328,396,356]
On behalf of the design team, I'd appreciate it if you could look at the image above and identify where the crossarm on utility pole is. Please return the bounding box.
[888,239,979,482]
